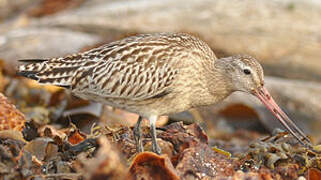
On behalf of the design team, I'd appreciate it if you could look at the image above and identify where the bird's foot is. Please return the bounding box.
[133,125,144,153]
[152,140,162,155]
[133,116,144,153]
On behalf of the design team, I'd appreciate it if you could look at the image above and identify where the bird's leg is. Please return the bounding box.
[149,115,162,155]
[133,116,144,153]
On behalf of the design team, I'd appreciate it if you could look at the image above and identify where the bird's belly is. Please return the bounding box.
[73,91,192,117]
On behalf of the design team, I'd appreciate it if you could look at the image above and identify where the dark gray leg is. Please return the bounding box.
[133,116,144,153]
[149,115,161,155]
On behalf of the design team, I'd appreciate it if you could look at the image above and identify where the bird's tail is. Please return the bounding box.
[17,58,79,88]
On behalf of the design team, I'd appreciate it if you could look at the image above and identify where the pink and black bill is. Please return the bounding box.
[253,86,312,148]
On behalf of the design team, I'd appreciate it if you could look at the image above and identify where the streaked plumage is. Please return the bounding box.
[17,32,311,154]
[18,33,221,117]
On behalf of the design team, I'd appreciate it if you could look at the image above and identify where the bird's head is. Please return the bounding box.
[215,54,264,93]
[214,55,311,148]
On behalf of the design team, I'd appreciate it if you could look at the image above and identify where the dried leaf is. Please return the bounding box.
[0,93,26,131]
[222,170,273,180]
[68,129,86,145]
[309,168,321,180]
[176,143,234,179]
[143,139,174,159]
[0,130,25,142]
[24,137,54,161]
[128,152,179,180]
[78,136,126,180]
[159,122,208,154]
[39,125,66,140]
[22,121,40,141]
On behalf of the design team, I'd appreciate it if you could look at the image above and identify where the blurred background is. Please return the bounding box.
[0,0,320,148]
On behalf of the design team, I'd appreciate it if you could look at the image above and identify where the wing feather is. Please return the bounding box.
[71,34,182,100]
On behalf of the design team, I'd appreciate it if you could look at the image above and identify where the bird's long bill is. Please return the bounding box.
[253,87,311,147]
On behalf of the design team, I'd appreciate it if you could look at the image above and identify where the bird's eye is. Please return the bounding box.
[243,69,251,75]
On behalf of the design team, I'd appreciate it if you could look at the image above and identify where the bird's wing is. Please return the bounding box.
[71,33,183,100]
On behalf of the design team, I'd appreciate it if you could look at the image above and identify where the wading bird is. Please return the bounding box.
[17,33,311,154]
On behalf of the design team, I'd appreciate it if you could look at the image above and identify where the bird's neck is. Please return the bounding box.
[191,59,234,107]
[208,69,234,102]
